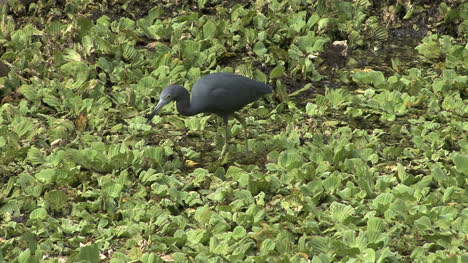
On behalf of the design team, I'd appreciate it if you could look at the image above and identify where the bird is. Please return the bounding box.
[146,72,272,160]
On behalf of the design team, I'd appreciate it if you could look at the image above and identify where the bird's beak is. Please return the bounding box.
[146,97,172,123]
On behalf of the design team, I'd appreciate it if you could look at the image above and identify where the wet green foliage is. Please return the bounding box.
[1,0,467,262]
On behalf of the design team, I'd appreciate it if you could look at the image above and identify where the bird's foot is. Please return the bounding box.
[219,142,228,159]
[211,142,229,167]
[205,152,229,171]
[216,150,229,165]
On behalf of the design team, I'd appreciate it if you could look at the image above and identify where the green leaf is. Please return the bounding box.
[194,206,212,224]
[82,35,94,56]
[397,163,410,184]
[18,249,32,263]
[77,16,94,38]
[30,208,48,220]
[42,94,62,108]
[329,202,355,223]
[18,85,40,102]
[317,18,329,31]
[453,154,468,174]
[415,35,441,59]
[361,248,376,262]
[103,183,123,199]
[11,117,35,139]
[414,216,432,232]
[232,226,247,239]
[367,217,384,232]
[184,115,210,131]
[270,65,285,79]
[296,31,326,53]
[324,88,351,108]
[122,43,137,61]
[254,69,267,83]
[226,166,250,187]
[278,150,303,170]
[186,229,208,244]
[35,168,57,184]
[143,147,165,165]
[372,193,394,211]
[306,102,322,116]
[352,71,386,87]
[79,244,100,263]
[63,48,82,62]
[203,20,216,39]
[260,239,275,254]
[140,253,161,263]
[288,45,303,60]
[0,201,20,215]
[307,14,320,28]
[44,190,68,211]
[27,147,45,165]
[253,42,268,56]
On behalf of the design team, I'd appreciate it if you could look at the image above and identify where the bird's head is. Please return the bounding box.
[147,84,185,123]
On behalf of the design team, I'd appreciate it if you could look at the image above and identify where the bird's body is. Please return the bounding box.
[147,72,272,160]
[189,73,272,118]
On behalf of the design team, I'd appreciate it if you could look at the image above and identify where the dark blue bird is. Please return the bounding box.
[147,72,272,159]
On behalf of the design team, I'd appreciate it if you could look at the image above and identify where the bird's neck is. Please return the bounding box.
[176,93,198,116]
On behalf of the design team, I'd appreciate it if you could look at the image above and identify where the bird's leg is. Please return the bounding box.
[219,116,230,160]
[234,113,249,152]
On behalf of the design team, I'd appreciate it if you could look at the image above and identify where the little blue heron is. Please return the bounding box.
[147,72,272,159]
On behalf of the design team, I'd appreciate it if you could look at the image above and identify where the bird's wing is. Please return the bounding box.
[191,73,271,114]
[207,85,256,112]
